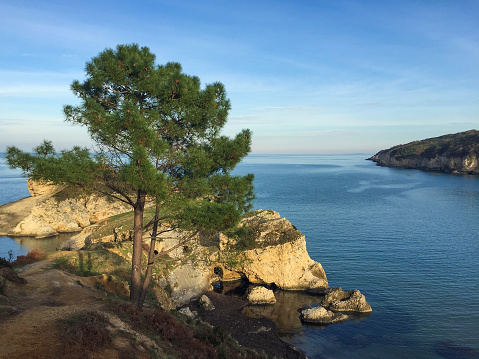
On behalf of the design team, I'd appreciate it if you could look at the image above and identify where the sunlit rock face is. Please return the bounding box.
[1,181,129,238]
[150,210,329,307]
[220,210,329,292]
[27,179,61,197]
[247,286,276,305]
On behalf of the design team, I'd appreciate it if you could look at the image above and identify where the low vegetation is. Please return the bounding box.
[379,130,479,160]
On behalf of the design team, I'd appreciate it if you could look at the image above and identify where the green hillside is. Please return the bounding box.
[377,130,479,160]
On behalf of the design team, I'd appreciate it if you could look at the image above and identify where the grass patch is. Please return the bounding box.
[53,248,130,278]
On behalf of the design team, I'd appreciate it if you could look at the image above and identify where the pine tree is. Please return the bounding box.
[6,44,254,308]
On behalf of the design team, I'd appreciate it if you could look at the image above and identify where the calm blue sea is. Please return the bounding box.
[1,153,478,358]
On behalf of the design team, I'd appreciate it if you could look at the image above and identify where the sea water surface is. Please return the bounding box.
[1,154,478,358]
[233,154,479,359]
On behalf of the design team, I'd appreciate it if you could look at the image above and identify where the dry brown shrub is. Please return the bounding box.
[57,311,113,358]
[113,303,218,359]
[11,249,45,266]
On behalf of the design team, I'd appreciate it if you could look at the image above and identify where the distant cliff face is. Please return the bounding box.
[368,130,479,175]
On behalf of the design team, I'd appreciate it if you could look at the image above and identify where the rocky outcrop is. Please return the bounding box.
[368,130,479,175]
[12,198,91,237]
[27,179,61,197]
[321,287,372,313]
[220,210,329,292]
[161,260,213,306]
[247,286,276,305]
[58,229,93,251]
[300,306,349,325]
[143,210,328,306]
[0,181,130,238]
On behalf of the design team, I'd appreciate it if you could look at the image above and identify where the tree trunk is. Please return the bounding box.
[137,202,160,309]
[130,189,146,305]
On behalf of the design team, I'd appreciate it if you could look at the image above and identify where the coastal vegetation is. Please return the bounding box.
[5,44,254,309]
[383,130,478,159]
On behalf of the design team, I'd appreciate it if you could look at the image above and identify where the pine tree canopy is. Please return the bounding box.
[7,43,255,229]
[7,44,255,307]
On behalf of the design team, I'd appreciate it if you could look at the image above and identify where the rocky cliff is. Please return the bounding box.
[0,181,130,238]
[146,210,329,306]
[368,130,479,175]
[218,210,328,291]
[2,185,368,315]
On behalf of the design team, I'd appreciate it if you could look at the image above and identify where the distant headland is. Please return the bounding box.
[368,130,479,175]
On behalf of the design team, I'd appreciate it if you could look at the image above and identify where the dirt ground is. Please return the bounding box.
[0,257,305,359]
[190,292,305,359]
[0,256,109,359]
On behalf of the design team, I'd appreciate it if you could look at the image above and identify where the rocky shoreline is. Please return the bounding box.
[1,182,372,357]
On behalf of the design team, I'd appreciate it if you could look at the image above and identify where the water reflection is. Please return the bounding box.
[242,290,329,334]
[219,284,372,337]
[0,233,76,259]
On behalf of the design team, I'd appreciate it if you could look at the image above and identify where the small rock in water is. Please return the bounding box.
[300,306,349,325]
[247,286,276,305]
[321,287,372,313]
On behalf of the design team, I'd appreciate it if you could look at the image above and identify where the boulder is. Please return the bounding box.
[300,306,349,325]
[178,307,197,319]
[198,294,215,311]
[247,286,276,305]
[321,287,372,313]
[165,261,212,306]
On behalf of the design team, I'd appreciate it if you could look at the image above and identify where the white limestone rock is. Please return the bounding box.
[198,294,215,311]
[178,307,197,319]
[59,230,92,251]
[221,210,329,292]
[247,286,276,305]
[165,261,212,306]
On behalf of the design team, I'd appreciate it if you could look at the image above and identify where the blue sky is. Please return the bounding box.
[1,0,477,154]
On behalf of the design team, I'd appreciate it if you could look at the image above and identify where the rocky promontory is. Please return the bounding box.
[368,130,479,175]
[0,181,130,238]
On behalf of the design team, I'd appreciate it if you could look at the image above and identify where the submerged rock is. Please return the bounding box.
[321,287,372,313]
[300,306,349,325]
[247,286,276,305]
